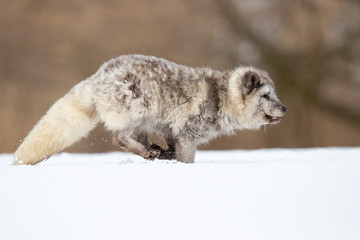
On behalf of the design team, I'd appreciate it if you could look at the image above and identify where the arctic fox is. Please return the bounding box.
[14,55,286,165]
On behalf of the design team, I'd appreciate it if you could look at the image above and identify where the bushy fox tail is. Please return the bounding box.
[14,81,99,165]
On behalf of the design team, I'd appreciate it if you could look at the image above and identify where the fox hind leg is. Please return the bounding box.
[148,131,176,160]
[112,130,160,160]
[112,128,177,161]
[152,144,175,160]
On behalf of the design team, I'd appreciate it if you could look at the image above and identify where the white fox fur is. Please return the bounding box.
[14,81,99,165]
[14,55,286,165]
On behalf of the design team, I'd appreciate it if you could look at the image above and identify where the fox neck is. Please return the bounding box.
[208,71,243,134]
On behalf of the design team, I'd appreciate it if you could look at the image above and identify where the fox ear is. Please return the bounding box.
[243,71,261,94]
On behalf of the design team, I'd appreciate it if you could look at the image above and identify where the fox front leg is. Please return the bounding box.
[174,136,196,163]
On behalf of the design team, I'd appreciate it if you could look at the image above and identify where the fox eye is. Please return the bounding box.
[262,94,270,100]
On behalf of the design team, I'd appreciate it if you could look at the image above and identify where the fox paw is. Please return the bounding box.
[150,144,176,160]
[143,147,161,161]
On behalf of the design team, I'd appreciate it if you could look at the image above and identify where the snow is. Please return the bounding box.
[0,148,359,240]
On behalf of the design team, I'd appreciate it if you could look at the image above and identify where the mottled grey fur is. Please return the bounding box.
[14,54,286,165]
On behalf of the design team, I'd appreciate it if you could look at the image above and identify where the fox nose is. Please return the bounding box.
[282,106,287,113]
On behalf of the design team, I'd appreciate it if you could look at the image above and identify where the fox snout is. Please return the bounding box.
[276,103,287,117]
[264,102,287,124]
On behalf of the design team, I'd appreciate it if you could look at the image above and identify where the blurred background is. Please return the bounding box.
[1,0,359,153]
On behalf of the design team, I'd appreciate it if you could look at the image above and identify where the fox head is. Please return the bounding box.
[227,67,287,129]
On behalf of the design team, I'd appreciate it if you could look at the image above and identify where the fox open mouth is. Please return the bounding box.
[265,114,281,123]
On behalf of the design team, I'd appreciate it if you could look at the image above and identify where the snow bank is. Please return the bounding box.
[0,148,359,240]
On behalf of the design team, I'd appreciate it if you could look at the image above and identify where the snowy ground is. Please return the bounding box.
[0,148,359,240]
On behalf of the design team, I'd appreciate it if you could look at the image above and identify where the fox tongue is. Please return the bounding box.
[271,116,279,121]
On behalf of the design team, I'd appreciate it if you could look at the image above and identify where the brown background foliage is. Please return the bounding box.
[1,0,359,153]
